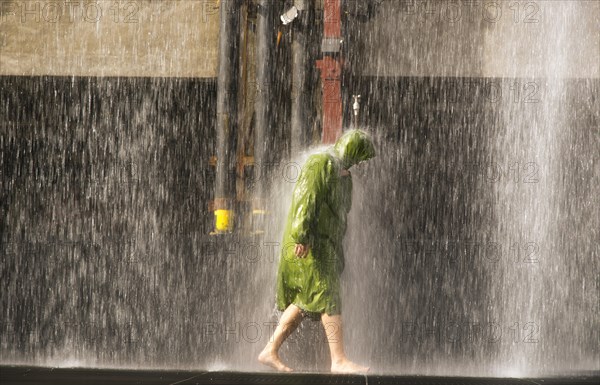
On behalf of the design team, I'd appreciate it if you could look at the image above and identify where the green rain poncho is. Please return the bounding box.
[276,130,376,316]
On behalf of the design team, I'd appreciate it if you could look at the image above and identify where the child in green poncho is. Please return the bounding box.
[259,130,375,374]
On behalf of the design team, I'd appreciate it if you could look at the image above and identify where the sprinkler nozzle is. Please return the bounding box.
[280,6,298,25]
[353,95,361,117]
[281,1,306,26]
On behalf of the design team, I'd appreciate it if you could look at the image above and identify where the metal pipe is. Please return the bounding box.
[290,0,310,156]
[317,0,343,144]
[214,0,241,233]
[252,0,275,232]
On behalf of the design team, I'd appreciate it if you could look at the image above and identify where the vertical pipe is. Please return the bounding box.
[317,0,343,144]
[214,0,241,233]
[252,0,274,232]
[291,1,309,155]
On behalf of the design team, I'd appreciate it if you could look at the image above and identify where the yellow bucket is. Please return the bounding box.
[215,209,233,233]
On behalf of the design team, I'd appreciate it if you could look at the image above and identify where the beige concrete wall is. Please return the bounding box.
[0,0,220,77]
[359,0,599,78]
[2,1,597,79]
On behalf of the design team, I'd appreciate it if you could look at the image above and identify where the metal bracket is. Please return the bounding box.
[321,37,343,53]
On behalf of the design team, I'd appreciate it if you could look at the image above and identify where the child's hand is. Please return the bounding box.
[294,244,309,258]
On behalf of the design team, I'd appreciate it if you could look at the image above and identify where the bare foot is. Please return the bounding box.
[258,349,293,372]
[331,359,370,374]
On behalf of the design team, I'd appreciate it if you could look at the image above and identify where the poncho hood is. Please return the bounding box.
[332,129,376,169]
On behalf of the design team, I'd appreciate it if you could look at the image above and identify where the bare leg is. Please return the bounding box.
[321,313,369,374]
[258,304,303,372]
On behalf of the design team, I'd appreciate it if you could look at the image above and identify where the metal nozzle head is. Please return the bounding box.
[280,6,298,25]
[353,95,361,116]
